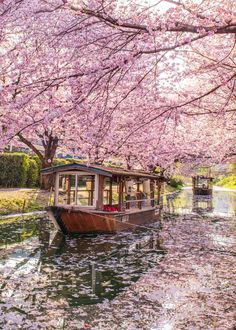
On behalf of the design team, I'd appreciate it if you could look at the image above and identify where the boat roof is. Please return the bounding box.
[192,175,214,179]
[41,163,161,179]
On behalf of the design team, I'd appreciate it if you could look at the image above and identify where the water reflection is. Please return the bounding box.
[192,195,213,214]
[41,230,163,305]
[165,187,236,216]
[0,216,43,250]
[0,216,164,328]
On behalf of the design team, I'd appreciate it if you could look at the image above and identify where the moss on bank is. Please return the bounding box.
[0,189,50,216]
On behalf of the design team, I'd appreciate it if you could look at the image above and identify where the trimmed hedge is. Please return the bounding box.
[27,159,40,187]
[0,153,83,188]
[0,153,30,187]
[0,153,43,188]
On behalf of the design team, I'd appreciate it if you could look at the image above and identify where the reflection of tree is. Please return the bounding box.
[38,219,51,259]
[89,233,164,302]
[0,217,40,249]
[165,190,192,214]
[39,232,119,305]
[0,218,50,293]
[39,231,164,306]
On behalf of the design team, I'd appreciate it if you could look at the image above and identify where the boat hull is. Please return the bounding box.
[47,206,161,234]
[193,188,213,196]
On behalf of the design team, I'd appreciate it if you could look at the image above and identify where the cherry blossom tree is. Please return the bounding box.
[0,0,235,186]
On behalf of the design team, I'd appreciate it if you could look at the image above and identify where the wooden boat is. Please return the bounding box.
[192,175,213,196]
[41,163,164,234]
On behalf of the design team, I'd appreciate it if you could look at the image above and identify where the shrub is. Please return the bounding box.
[27,159,40,187]
[169,177,183,190]
[52,158,69,167]
[0,153,84,188]
[214,175,236,188]
[52,158,83,166]
[0,153,30,187]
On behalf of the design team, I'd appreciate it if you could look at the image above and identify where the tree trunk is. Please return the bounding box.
[40,134,59,190]
[40,160,54,190]
[18,131,59,190]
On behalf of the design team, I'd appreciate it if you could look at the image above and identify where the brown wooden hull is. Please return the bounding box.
[47,206,161,234]
[193,188,213,196]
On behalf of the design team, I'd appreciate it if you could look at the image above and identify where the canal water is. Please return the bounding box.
[0,216,164,328]
[165,187,236,217]
[0,187,235,328]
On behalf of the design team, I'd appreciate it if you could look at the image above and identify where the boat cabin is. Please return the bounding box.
[192,175,213,196]
[41,163,164,234]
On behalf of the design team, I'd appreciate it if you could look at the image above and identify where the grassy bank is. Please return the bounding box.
[165,176,184,193]
[214,174,236,189]
[0,189,50,216]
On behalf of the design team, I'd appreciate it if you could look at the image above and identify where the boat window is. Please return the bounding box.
[77,175,94,206]
[198,178,208,188]
[124,179,156,210]
[103,178,119,206]
[112,182,119,204]
[57,174,95,206]
[103,177,111,205]
[58,174,76,205]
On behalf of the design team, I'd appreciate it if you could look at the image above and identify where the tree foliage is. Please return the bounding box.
[0,0,235,173]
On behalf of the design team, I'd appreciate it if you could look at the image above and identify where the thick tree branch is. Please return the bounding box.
[17,133,43,160]
[81,8,236,34]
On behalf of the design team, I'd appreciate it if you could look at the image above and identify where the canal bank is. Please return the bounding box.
[0,188,49,216]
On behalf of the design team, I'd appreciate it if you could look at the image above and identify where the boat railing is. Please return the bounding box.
[124,198,155,210]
